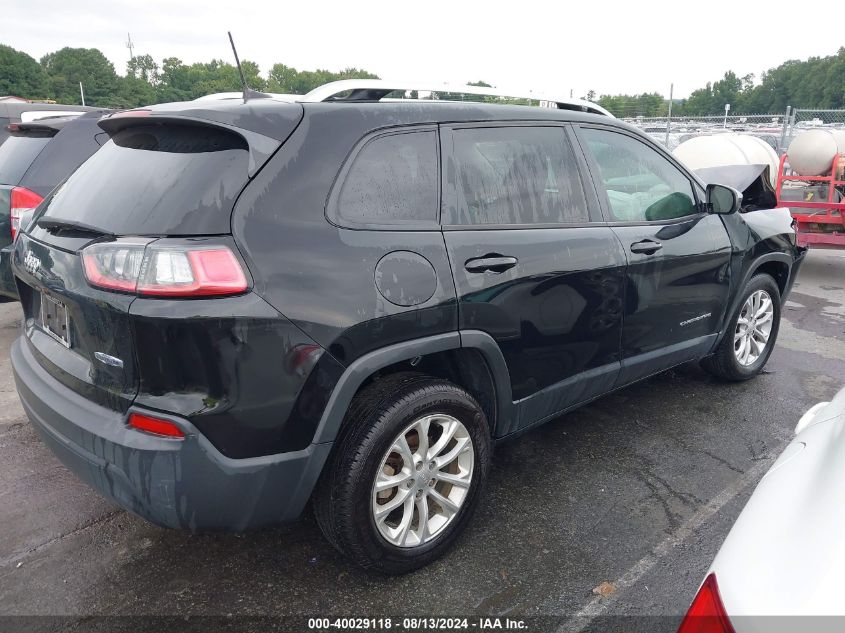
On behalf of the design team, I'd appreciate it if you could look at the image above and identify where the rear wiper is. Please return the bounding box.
[36,218,114,237]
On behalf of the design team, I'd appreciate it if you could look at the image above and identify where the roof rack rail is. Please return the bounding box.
[299,80,613,117]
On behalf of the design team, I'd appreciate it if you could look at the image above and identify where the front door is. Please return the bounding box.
[575,126,732,385]
[440,123,627,433]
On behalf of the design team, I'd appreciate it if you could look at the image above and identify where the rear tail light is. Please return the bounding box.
[128,412,185,438]
[677,574,735,633]
[10,187,44,240]
[82,242,248,297]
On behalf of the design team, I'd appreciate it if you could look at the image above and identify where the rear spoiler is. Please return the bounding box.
[7,110,112,137]
[98,106,303,177]
[6,121,63,137]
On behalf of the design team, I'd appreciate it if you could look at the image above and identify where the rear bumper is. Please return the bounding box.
[12,336,331,531]
[0,243,19,300]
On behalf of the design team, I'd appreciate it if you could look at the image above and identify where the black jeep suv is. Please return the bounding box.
[11,88,805,573]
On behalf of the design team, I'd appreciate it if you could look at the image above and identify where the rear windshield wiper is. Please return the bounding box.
[36,218,114,237]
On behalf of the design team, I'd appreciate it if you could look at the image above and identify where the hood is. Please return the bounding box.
[695,164,777,212]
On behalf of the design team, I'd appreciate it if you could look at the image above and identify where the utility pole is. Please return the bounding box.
[79,82,85,106]
[664,82,673,147]
[126,33,135,64]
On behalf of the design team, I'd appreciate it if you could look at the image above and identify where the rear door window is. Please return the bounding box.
[0,134,51,185]
[334,130,438,227]
[36,124,250,235]
[450,126,589,226]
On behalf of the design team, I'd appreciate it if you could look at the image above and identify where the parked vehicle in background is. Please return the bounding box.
[776,136,845,249]
[678,387,845,633]
[10,81,805,573]
[0,101,99,145]
[0,111,110,300]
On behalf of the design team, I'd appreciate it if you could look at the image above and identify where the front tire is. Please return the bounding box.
[702,274,781,381]
[314,372,491,574]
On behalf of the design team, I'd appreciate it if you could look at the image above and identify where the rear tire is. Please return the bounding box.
[313,372,491,574]
[701,274,781,381]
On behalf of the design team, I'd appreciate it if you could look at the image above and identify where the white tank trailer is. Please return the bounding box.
[786,129,845,177]
[673,134,780,186]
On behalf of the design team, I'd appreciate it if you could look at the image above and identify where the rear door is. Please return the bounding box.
[441,123,626,433]
[574,125,732,385]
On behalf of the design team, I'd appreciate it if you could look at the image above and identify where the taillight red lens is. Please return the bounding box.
[82,242,248,297]
[677,574,735,633]
[10,186,44,240]
[128,412,185,438]
[138,248,248,296]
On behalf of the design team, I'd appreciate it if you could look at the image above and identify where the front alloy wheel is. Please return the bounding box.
[372,414,474,548]
[701,273,782,381]
[734,289,774,366]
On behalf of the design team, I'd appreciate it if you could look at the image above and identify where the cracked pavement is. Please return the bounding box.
[1,249,843,629]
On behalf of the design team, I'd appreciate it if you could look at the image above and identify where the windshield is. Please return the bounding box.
[37,123,250,235]
[0,135,51,185]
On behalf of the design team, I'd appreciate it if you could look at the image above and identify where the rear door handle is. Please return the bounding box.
[630,240,662,255]
[464,255,518,273]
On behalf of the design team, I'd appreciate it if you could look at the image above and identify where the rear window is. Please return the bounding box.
[37,124,249,235]
[18,119,104,198]
[0,134,51,185]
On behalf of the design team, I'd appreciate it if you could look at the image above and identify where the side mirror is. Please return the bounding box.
[706,183,741,215]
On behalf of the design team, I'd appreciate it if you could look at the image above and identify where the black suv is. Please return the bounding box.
[0,112,109,299]
[10,87,806,573]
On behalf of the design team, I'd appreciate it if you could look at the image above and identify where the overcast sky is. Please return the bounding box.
[3,0,837,99]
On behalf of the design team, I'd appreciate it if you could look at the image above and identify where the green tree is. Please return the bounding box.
[266,64,377,94]
[40,47,120,106]
[597,92,667,117]
[0,44,49,99]
[127,54,159,84]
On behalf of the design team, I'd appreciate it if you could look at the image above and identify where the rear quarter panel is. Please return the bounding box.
[231,106,458,367]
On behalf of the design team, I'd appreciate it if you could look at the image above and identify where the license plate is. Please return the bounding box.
[40,292,71,348]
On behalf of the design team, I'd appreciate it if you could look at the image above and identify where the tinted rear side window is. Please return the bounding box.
[0,135,51,185]
[37,124,249,235]
[452,126,588,225]
[335,130,438,226]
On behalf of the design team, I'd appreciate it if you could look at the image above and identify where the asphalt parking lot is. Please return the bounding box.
[1,249,844,632]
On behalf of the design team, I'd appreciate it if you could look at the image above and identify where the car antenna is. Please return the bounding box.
[228,31,270,102]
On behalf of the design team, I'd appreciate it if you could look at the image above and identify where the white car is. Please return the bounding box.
[678,387,845,633]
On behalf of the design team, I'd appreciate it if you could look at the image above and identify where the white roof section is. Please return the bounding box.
[20,110,87,122]
[299,80,613,117]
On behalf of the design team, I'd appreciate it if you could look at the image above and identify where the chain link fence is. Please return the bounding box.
[623,108,845,154]
[623,113,790,152]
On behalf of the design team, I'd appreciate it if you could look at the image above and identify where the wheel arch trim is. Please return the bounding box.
[311,330,514,445]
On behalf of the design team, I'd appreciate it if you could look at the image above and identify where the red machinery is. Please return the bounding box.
[776,152,845,248]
